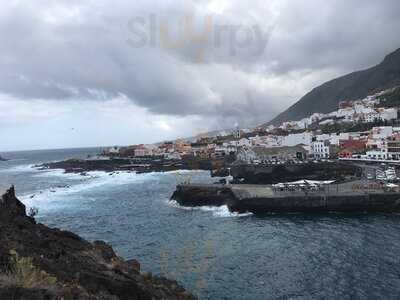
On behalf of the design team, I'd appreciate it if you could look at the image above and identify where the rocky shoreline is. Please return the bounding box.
[38,157,363,187]
[37,157,214,174]
[212,162,362,184]
[0,187,196,300]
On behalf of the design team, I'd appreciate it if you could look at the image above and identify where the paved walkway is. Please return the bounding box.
[228,181,395,200]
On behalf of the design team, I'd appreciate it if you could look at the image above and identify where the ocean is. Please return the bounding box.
[1,148,400,299]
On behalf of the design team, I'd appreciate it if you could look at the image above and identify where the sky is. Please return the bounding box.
[1,0,400,151]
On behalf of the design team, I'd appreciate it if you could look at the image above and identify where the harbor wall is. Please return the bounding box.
[171,184,400,214]
[228,193,400,214]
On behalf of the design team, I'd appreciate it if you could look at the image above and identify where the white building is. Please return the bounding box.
[329,132,351,145]
[297,118,311,129]
[309,113,325,123]
[281,121,300,131]
[366,138,386,150]
[337,107,355,119]
[315,134,330,142]
[265,125,275,132]
[237,146,307,164]
[379,108,398,121]
[282,132,313,147]
[237,138,251,147]
[215,144,237,155]
[366,149,388,160]
[354,104,374,115]
[364,111,380,123]
[165,152,181,160]
[134,147,153,157]
[311,140,331,159]
[363,108,397,123]
[372,127,393,139]
[251,135,283,147]
[319,119,335,126]
[327,111,338,118]
[107,146,120,154]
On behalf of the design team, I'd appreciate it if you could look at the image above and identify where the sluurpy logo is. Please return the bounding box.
[127,13,274,63]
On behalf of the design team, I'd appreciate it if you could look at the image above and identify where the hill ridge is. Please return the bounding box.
[265,47,400,127]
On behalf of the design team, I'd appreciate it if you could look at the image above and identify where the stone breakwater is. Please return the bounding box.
[0,187,196,300]
[212,162,363,184]
[171,183,400,214]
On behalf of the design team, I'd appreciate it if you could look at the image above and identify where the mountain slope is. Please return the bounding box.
[266,48,400,126]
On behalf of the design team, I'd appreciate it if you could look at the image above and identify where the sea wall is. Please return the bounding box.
[228,193,400,214]
[171,184,400,214]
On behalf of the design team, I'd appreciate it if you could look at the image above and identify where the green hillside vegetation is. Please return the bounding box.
[379,87,400,108]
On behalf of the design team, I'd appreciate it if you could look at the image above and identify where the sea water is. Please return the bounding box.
[1,148,400,299]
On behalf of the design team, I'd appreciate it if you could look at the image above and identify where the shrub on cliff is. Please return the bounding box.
[4,250,57,289]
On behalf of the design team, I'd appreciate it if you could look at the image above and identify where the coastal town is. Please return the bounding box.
[37,86,400,214]
[102,86,400,169]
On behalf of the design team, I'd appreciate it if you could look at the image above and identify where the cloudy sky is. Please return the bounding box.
[1,0,400,151]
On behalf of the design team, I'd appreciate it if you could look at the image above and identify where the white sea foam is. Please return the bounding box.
[14,166,217,216]
[168,200,253,218]
[20,170,159,209]
[2,158,28,162]
[33,168,84,179]
[167,169,209,174]
[0,164,36,173]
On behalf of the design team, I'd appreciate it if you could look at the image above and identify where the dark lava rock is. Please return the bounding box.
[93,240,117,262]
[0,186,196,300]
[227,162,362,184]
[171,184,235,207]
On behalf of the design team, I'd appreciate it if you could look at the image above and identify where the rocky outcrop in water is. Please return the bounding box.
[217,162,362,184]
[0,186,196,300]
[171,185,235,207]
[38,157,213,174]
[0,155,8,161]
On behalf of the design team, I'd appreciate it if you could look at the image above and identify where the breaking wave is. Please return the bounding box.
[20,169,158,209]
[168,200,253,218]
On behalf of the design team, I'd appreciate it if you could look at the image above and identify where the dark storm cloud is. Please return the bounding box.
[264,0,400,74]
[0,0,400,128]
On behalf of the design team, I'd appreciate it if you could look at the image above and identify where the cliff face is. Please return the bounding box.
[0,187,195,300]
[266,48,400,126]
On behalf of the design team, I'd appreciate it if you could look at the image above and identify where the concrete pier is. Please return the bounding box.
[171,182,400,214]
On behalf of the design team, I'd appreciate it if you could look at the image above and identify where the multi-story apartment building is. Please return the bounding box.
[311,140,331,159]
